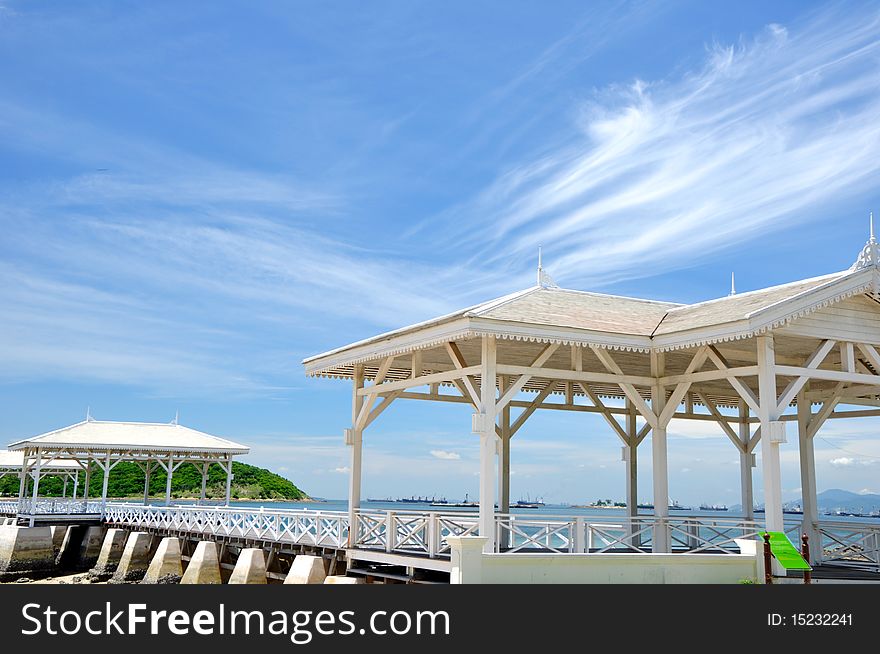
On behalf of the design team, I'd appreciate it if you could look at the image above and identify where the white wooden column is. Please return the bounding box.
[738,399,754,520]
[100,451,111,511]
[797,385,820,562]
[83,461,91,500]
[757,335,784,533]
[164,454,174,506]
[31,448,42,504]
[624,399,641,548]
[348,364,365,543]
[478,335,498,553]
[224,457,233,505]
[143,460,152,504]
[72,472,79,501]
[199,462,209,504]
[650,351,669,552]
[498,375,511,515]
[62,475,68,498]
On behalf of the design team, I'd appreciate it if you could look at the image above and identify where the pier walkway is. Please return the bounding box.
[3,500,877,576]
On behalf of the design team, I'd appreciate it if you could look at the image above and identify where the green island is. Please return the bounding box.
[0,461,308,501]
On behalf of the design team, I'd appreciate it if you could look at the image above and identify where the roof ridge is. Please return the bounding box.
[550,286,683,306]
[666,270,846,314]
[465,286,543,317]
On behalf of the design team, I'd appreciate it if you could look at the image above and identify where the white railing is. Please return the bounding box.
[103,503,349,548]
[0,500,17,515]
[814,520,880,571]
[352,509,480,557]
[14,498,104,515]
[352,510,762,557]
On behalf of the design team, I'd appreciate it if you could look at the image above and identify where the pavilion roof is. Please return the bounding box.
[7,420,250,455]
[304,265,875,377]
[0,450,81,471]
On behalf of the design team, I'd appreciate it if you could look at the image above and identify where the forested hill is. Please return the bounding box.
[0,461,308,501]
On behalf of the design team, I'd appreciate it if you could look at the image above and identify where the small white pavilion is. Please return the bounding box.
[7,418,249,521]
[0,450,81,497]
[305,226,880,554]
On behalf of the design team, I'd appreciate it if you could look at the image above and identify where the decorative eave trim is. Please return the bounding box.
[305,317,654,378]
[653,273,876,352]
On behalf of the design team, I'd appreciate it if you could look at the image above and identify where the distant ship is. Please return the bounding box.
[429,497,448,506]
[444,493,479,508]
[514,495,545,509]
[783,505,803,515]
[699,503,729,511]
[669,500,691,511]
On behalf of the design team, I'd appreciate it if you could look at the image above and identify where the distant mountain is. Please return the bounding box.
[786,489,880,514]
[731,489,880,515]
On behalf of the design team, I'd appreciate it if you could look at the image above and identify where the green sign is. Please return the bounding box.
[766,532,812,571]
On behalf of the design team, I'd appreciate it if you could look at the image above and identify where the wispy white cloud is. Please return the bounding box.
[447,7,880,286]
[429,449,461,460]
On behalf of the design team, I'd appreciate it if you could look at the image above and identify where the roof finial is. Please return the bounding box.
[171,410,179,425]
[729,271,736,296]
[86,406,93,422]
[536,246,558,289]
[851,211,880,271]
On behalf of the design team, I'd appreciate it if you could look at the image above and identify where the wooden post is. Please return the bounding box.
[165,454,174,506]
[83,461,91,500]
[100,451,111,512]
[762,532,773,584]
[650,351,669,553]
[348,364,365,546]
[30,448,42,525]
[801,533,812,585]
[738,400,754,520]
[478,335,498,553]
[757,335,784,534]
[224,457,233,505]
[143,460,152,504]
[200,462,209,504]
[62,475,68,498]
[797,385,820,563]
[624,399,639,548]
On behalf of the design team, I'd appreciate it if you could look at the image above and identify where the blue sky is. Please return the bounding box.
[2,1,880,505]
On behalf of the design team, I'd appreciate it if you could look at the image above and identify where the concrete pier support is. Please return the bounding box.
[77,526,106,569]
[142,537,183,584]
[324,575,365,584]
[110,532,153,583]
[228,548,267,584]
[181,541,222,584]
[0,525,55,580]
[48,525,68,559]
[284,554,327,584]
[88,528,128,580]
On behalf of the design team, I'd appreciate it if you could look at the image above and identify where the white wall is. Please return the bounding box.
[448,536,758,584]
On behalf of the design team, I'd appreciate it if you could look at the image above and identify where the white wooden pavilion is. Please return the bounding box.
[7,418,249,523]
[305,228,880,554]
[0,450,81,498]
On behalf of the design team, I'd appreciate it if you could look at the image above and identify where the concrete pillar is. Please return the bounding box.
[48,525,68,559]
[448,535,487,584]
[283,554,327,584]
[110,532,153,583]
[181,541,222,584]
[141,536,183,584]
[348,364,364,541]
[76,525,106,569]
[651,352,669,553]
[0,525,55,580]
[88,528,127,580]
[797,386,821,563]
[757,336,784,533]
[738,400,754,520]
[324,575,365,584]
[228,548,267,584]
[478,336,497,553]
